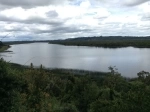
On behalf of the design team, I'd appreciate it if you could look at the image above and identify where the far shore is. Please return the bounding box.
[49,36,150,48]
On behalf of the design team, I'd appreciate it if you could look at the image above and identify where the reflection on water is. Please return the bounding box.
[1,42,150,77]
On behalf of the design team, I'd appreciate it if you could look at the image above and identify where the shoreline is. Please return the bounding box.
[0,45,11,52]
[2,40,150,48]
[10,62,134,79]
[10,62,108,76]
[49,37,150,48]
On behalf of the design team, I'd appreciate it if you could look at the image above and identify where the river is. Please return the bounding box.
[1,42,150,77]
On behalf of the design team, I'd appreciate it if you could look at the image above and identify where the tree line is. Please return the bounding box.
[49,36,150,48]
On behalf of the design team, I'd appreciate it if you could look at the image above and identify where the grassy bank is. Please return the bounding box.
[0,45,10,52]
[1,59,150,112]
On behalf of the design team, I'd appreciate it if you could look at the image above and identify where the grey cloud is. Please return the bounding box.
[95,0,150,6]
[99,22,121,28]
[122,23,137,29]
[52,26,91,34]
[119,23,150,36]
[0,0,149,40]
[97,21,149,36]
[0,13,92,39]
[125,23,137,26]
[123,0,150,6]
[34,25,91,35]
[139,27,150,30]
[0,0,72,8]
[0,12,94,39]
[0,14,20,22]
[15,35,34,40]
[104,22,121,25]
[25,16,64,26]
[3,25,28,32]
[94,16,108,21]
[46,10,58,18]
[0,14,64,26]
[141,13,150,21]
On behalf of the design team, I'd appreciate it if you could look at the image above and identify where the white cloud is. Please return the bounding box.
[138,2,150,13]
[0,0,150,41]
[80,0,91,8]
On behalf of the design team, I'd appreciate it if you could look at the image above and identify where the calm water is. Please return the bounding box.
[1,42,150,77]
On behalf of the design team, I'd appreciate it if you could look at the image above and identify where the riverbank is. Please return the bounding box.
[10,62,108,77]
[0,45,10,52]
[49,37,150,48]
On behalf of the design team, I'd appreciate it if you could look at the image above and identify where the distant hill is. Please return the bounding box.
[49,36,150,48]
[51,36,150,41]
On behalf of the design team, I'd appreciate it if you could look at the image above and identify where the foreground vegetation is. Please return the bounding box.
[49,36,150,48]
[1,59,150,112]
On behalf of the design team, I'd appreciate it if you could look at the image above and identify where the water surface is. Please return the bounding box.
[1,43,150,77]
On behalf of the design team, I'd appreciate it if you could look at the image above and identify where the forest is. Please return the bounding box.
[49,36,150,48]
[1,58,150,112]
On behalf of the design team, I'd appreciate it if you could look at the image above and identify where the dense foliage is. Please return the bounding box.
[1,59,150,112]
[49,37,150,48]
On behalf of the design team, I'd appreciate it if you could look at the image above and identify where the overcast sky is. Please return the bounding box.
[0,0,150,41]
